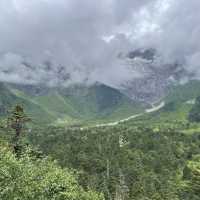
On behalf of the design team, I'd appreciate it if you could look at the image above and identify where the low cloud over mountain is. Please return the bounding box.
[0,0,200,87]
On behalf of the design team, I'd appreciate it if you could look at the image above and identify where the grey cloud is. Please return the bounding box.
[131,0,200,74]
[0,0,199,87]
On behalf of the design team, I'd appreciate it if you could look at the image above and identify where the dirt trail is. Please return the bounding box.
[95,101,165,128]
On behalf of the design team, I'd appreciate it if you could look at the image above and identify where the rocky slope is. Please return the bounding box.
[119,48,191,103]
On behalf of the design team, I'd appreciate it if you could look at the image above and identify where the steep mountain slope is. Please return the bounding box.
[0,83,17,115]
[0,83,55,123]
[119,48,191,103]
[165,80,200,104]
[188,96,200,122]
[121,80,200,129]
[153,80,200,121]
[59,84,143,121]
[139,80,200,124]
[0,82,144,124]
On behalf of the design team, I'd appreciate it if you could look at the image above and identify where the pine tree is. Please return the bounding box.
[7,105,30,154]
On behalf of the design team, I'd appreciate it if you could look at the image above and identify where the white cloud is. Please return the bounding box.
[0,0,199,87]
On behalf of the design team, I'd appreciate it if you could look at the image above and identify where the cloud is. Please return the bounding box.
[0,0,199,87]
[130,0,200,71]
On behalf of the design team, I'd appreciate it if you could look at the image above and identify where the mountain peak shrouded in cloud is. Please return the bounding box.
[0,0,200,88]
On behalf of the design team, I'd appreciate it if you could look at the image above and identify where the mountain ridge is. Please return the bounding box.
[0,82,144,125]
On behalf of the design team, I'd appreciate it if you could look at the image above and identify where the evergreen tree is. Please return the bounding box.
[7,105,30,154]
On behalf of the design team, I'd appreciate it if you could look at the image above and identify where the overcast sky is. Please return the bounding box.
[0,0,199,87]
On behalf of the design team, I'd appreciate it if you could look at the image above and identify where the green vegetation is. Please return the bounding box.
[189,96,200,122]
[0,141,103,200]
[26,121,200,199]
[0,83,56,124]
[183,155,200,199]
[0,83,143,125]
[165,80,200,104]
[1,80,200,199]
[0,105,103,200]
[7,105,30,154]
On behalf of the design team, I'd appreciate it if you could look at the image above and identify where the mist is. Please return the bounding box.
[0,0,199,87]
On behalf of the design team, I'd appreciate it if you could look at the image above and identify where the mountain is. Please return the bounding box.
[159,80,200,118]
[0,82,144,125]
[188,96,200,122]
[119,48,192,103]
[139,80,200,123]
[164,80,200,103]
[0,83,57,123]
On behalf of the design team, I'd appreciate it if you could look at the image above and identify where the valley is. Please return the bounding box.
[94,101,165,128]
[1,80,200,200]
[0,1,200,199]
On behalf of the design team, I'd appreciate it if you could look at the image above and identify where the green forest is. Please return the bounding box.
[1,92,200,200]
[0,0,199,199]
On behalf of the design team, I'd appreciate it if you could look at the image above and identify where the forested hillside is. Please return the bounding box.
[27,123,200,200]
[1,93,200,199]
[0,82,143,125]
[1,0,200,199]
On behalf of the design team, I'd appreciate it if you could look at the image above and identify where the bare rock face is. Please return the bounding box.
[119,49,189,103]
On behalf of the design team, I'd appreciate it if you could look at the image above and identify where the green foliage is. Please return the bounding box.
[0,83,55,124]
[2,108,200,199]
[29,124,200,200]
[2,80,200,199]
[6,105,31,155]
[180,155,200,199]
[166,80,200,104]
[0,83,143,125]
[189,96,200,122]
[0,142,104,200]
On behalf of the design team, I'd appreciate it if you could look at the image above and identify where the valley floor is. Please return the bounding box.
[94,101,165,128]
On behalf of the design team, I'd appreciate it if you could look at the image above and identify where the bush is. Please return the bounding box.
[0,143,104,200]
